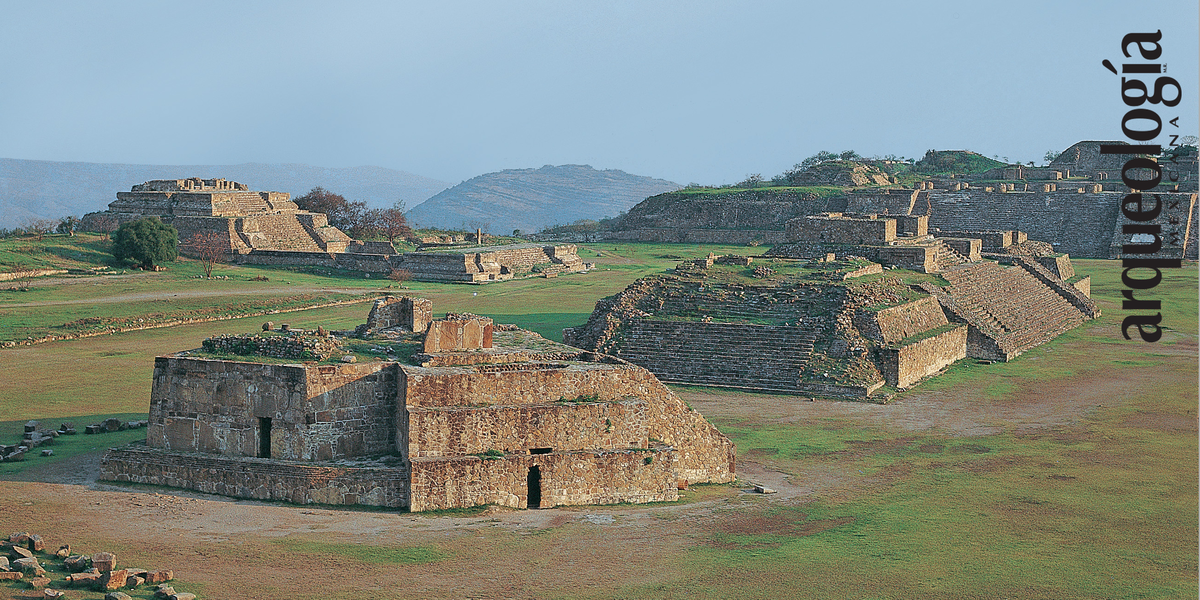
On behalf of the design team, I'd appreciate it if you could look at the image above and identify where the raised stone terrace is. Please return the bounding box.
[100,297,733,511]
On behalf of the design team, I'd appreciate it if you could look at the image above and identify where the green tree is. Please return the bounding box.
[112,217,178,269]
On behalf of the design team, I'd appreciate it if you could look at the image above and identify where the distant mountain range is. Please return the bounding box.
[405,164,681,234]
[0,159,452,230]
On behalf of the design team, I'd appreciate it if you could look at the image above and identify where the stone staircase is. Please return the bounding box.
[932,260,1087,359]
[615,320,825,392]
[932,240,971,272]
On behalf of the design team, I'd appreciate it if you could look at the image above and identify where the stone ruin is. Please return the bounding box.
[599,140,1198,260]
[99,296,735,511]
[565,215,1099,401]
[2,532,181,597]
[81,178,594,283]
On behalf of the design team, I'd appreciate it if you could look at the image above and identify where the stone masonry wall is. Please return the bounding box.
[786,215,896,244]
[147,357,397,461]
[876,325,967,388]
[405,399,648,458]
[101,445,409,507]
[857,296,950,345]
[408,448,676,511]
[398,363,734,485]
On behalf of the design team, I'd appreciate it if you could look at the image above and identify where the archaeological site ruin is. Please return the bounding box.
[566,213,1101,401]
[99,297,735,511]
[81,178,591,282]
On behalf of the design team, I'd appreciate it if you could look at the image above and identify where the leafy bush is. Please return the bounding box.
[111,217,178,269]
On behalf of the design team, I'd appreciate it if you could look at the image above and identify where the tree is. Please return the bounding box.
[112,217,178,269]
[293,187,367,231]
[57,216,80,236]
[377,205,412,243]
[737,173,764,188]
[1044,150,1062,164]
[24,218,56,241]
[88,213,119,240]
[183,231,228,278]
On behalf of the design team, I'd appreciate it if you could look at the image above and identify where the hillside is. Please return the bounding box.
[404,164,680,234]
[0,159,451,229]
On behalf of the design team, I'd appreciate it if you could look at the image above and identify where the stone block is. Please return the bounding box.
[53,545,70,559]
[98,569,129,591]
[13,557,44,576]
[63,555,88,572]
[10,545,33,560]
[26,534,44,551]
[145,570,174,584]
[106,592,134,600]
[0,571,22,580]
[26,575,50,589]
[92,552,116,572]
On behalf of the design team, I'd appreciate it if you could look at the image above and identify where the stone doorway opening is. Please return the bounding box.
[258,417,272,459]
[527,465,542,508]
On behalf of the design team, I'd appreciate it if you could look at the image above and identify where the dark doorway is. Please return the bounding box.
[530,447,552,455]
[527,465,542,509]
[258,417,272,459]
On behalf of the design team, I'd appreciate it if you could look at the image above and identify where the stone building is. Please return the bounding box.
[566,214,1099,401]
[100,297,735,511]
[81,178,593,282]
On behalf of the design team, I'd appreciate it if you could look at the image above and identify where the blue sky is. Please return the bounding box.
[1,0,1196,185]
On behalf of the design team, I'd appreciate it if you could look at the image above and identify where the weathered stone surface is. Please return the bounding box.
[152,584,175,597]
[63,554,88,572]
[144,570,173,584]
[67,571,101,586]
[26,575,51,589]
[99,569,129,591]
[92,552,116,572]
[26,534,44,551]
[105,592,134,600]
[43,588,66,598]
[10,546,33,560]
[169,593,197,600]
[126,575,145,588]
[9,532,30,544]
[0,571,21,580]
[13,557,44,576]
[54,545,70,558]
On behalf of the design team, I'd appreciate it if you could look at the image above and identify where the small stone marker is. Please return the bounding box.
[752,484,777,494]
[92,552,116,572]
[262,321,274,331]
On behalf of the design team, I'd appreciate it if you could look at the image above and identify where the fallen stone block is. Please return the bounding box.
[14,557,45,576]
[145,570,173,584]
[0,556,8,571]
[2,450,25,462]
[98,568,129,591]
[59,423,75,433]
[63,555,88,572]
[102,418,126,433]
[0,571,21,580]
[126,575,145,588]
[26,575,51,589]
[152,584,175,598]
[54,545,70,559]
[85,425,101,434]
[10,546,34,560]
[92,552,116,572]
[105,592,134,600]
[169,593,197,600]
[9,532,30,544]
[44,589,67,599]
[66,571,101,587]
[752,484,777,494]
[26,534,44,551]
[24,421,40,433]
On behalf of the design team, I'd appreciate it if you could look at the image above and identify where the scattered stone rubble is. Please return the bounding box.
[2,531,184,598]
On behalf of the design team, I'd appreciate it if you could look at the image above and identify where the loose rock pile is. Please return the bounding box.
[2,531,192,598]
[0,421,78,463]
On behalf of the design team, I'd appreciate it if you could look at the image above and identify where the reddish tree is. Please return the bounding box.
[293,187,367,231]
[183,232,229,278]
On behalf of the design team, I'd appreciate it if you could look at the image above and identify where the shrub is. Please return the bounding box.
[111,217,178,269]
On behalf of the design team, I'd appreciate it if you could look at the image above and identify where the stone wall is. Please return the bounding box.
[856,296,949,345]
[876,325,967,388]
[845,189,918,215]
[363,296,432,333]
[100,445,409,507]
[601,228,789,245]
[405,399,648,458]
[786,214,896,245]
[939,238,982,261]
[408,449,676,511]
[147,357,397,461]
[201,334,342,360]
[423,317,494,353]
[397,363,734,485]
[928,189,1198,259]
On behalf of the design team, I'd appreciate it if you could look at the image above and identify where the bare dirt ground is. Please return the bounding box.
[0,360,1146,600]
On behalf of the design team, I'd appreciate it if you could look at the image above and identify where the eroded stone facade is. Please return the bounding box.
[100,298,734,511]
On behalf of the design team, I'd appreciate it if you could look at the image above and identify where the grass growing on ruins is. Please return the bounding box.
[0,415,146,479]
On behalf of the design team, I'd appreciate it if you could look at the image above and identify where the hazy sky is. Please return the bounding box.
[1,1,1196,186]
